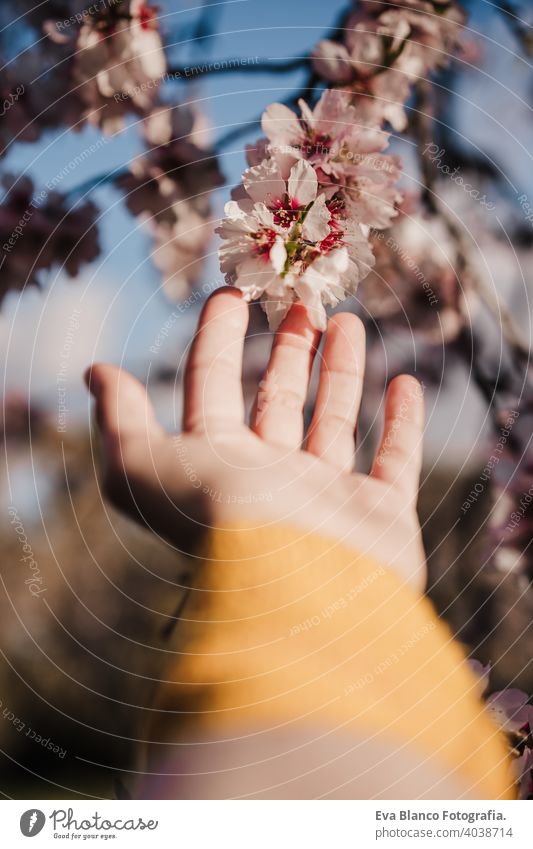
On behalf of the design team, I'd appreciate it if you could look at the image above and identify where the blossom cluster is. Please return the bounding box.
[0,1,221,303]
[218,2,466,329]
[0,1,166,137]
[312,0,466,131]
[218,89,402,329]
[44,0,167,133]
[118,105,223,299]
[360,200,468,342]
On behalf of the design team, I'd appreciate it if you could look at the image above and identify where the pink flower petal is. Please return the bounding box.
[288,160,317,206]
[262,102,303,147]
[302,194,331,242]
[311,40,353,83]
[244,159,286,205]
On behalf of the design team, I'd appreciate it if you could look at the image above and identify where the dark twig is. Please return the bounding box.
[493,1,533,56]
[167,57,307,80]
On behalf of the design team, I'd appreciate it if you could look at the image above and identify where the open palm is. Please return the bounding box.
[87,288,426,590]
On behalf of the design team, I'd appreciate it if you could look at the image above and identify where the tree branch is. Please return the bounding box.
[493,1,533,56]
[167,57,307,81]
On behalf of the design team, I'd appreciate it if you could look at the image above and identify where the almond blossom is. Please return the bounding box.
[44,0,167,133]
[312,0,465,130]
[485,689,531,735]
[118,106,223,299]
[253,89,402,230]
[359,207,466,343]
[217,158,374,330]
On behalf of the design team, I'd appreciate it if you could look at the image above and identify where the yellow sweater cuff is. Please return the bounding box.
[150,524,514,799]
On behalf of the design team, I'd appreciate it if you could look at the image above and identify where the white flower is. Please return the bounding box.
[217,158,374,330]
[151,210,213,301]
[312,0,465,131]
[118,104,222,300]
[73,1,167,132]
[258,90,401,229]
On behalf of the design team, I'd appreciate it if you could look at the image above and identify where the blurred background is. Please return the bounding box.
[1,0,532,798]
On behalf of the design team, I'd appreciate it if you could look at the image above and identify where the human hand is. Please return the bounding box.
[86,288,426,590]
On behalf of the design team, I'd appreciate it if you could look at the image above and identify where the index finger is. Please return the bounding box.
[183,288,249,434]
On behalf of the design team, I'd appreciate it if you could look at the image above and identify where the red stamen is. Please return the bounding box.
[253,227,277,259]
[271,195,301,228]
[319,231,344,252]
[138,4,158,30]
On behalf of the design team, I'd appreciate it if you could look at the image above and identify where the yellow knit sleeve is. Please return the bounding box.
[148,524,514,799]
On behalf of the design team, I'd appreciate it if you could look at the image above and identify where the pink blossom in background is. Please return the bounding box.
[118,105,223,299]
[312,0,465,131]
